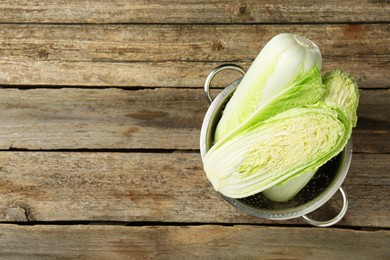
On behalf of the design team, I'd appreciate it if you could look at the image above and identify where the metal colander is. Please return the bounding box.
[200,64,352,227]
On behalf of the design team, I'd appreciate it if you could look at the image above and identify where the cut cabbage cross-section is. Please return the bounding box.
[204,108,346,198]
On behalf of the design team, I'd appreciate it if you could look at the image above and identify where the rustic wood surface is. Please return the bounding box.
[0,0,388,24]
[0,225,388,260]
[0,0,389,259]
[0,152,388,227]
[0,24,388,88]
[0,88,387,151]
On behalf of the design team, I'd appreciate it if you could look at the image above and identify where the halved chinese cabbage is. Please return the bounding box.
[205,108,349,198]
[215,33,322,143]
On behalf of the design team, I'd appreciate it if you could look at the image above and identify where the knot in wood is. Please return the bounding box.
[211,39,226,52]
[239,4,247,15]
[37,47,49,60]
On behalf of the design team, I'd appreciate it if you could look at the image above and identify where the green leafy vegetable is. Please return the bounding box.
[215,33,322,143]
[203,33,359,200]
[205,108,347,198]
[262,70,359,202]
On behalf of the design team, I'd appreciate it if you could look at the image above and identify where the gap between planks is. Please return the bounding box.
[0,220,388,232]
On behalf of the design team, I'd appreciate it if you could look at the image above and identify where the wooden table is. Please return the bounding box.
[0,1,389,259]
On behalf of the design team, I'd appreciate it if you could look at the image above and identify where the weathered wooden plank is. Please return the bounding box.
[0,88,388,152]
[0,88,205,150]
[355,89,390,153]
[1,24,387,62]
[0,225,388,259]
[0,24,388,88]
[0,58,387,89]
[0,152,388,227]
[0,0,388,24]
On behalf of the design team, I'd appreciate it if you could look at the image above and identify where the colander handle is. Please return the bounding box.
[302,187,348,227]
[204,64,246,104]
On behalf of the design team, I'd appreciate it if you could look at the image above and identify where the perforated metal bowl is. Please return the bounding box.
[200,64,353,227]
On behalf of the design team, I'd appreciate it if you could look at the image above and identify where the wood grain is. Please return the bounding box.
[0,88,206,150]
[0,24,388,88]
[0,0,388,24]
[0,59,387,89]
[0,0,387,256]
[0,152,388,227]
[1,24,387,61]
[0,88,387,152]
[0,225,389,259]
[0,225,389,260]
